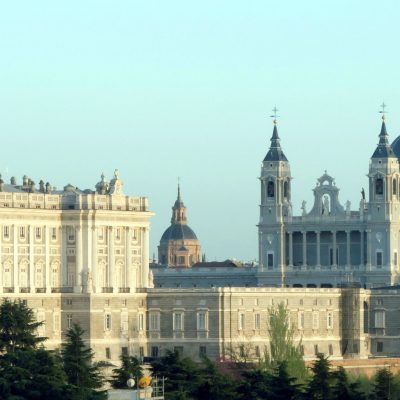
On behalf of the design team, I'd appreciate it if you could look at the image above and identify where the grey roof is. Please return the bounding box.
[160,223,198,241]
[391,135,400,158]
[263,125,288,162]
[372,121,395,158]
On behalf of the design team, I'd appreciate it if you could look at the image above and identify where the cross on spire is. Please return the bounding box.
[270,106,279,125]
[379,102,387,121]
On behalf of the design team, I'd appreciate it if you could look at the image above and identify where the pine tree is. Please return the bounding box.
[332,366,365,400]
[61,323,106,400]
[0,298,45,353]
[306,353,334,400]
[372,368,396,400]
[110,354,143,389]
[267,362,303,400]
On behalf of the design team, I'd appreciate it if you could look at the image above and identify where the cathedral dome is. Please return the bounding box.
[160,223,198,241]
[391,135,400,158]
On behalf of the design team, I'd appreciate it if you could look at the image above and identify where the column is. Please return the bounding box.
[29,225,35,293]
[360,230,365,266]
[13,225,18,292]
[288,232,293,267]
[75,225,83,293]
[316,231,321,267]
[91,226,97,293]
[142,227,149,288]
[346,230,351,267]
[45,226,50,293]
[126,227,132,291]
[332,231,337,266]
[0,224,3,293]
[61,226,68,286]
[108,227,114,292]
[366,230,372,268]
[302,231,307,267]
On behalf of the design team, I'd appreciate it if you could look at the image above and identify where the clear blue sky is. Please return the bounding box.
[0,1,399,261]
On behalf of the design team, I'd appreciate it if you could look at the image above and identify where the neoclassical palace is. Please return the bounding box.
[258,114,400,288]
[2,114,400,366]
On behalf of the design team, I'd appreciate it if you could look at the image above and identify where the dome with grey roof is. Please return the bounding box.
[160,223,197,242]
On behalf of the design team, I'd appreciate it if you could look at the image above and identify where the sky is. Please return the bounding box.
[0,1,400,262]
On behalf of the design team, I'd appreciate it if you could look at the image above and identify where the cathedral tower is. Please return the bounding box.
[258,110,292,284]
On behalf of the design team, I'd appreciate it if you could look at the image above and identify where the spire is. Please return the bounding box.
[172,182,187,224]
[263,106,288,162]
[372,102,395,159]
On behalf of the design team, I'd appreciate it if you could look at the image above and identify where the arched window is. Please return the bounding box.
[283,181,288,198]
[267,181,275,198]
[394,179,397,195]
[375,178,383,195]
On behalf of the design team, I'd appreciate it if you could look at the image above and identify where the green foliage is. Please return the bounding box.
[61,324,106,400]
[306,353,334,400]
[267,362,303,400]
[0,298,45,353]
[261,302,308,383]
[372,368,398,400]
[332,366,366,400]
[110,354,143,389]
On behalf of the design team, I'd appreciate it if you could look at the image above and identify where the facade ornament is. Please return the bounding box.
[301,201,307,216]
[346,200,351,213]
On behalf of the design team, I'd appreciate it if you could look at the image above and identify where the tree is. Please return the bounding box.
[61,324,106,400]
[193,357,237,400]
[267,362,303,400]
[332,366,365,400]
[306,353,334,400]
[110,354,144,389]
[151,349,200,400]
[372,368,397,400]
[0,298,45,353]
[261,302,308,383]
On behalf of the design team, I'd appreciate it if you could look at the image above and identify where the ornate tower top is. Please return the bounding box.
[263,106,288,162]
[371,102,395,159]
[172,183,187,224]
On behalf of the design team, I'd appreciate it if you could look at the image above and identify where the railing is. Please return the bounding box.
[36,288,46,293]
[20,287,30,293]
[4,287,14,293]
[102,287,113,293]
[119,287,130,293]
[51,287,73,293]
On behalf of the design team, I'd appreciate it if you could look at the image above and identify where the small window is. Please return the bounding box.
[121,347,128,356]
[115,228,121,240]
[394,179,397,195]
[254,313,261,330]
[314,344,319,355]
[374,311,385,328]
[138,314,144,331]
[376,251,383,267]
[139,346,144,358]
[151,346,159,358]
[67,314,73,329]
[35,227,41,239]
[394,252,398,267]
[149,312,160,331]
[238,313,245,330]
[283,181,289,198]
[19,226,26,239]
[377,341,383,352]
[66,299,72,305]
[267,253,274,269]
[267,181,275,198]
[298,312,305,330]
[327,312,333,329]
[105,314,112,331]
[106,347,111,359]
[173,312,184,331]
[199,346,207,358]
[3,226,9,239]
[51,228,57,240]
[197,312,207,331]
[376,178,383,195]
[255,345,261,358]
[328,344,333,356]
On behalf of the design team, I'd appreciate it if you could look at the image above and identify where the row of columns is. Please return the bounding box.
[0,224,150,294]
[287,230,366,267]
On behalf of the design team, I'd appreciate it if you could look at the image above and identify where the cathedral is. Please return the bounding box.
[258,111,400,288]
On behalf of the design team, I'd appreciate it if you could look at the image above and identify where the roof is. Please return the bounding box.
[191,260,242,268]
[392,135,400,158]
[263,124,288,162]
[371,121,395,159]
[160,223,198,241]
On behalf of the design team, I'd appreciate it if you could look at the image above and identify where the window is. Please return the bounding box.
[327,312,333,329]
[376,251,383,267]
[197,312,207,331]
[139,347,144,359]
[105,347,111,359]
[284,181,289,198]
[328,344,333,356]
[238,313,245,330]
[298,312,305,330]
[151,346,159,358]
[149,312,160,331]
[376,178,383,195]
[66,299,72,305]
[255,345,261,357]
[98,227,104,241]
[267,181,275,198]
[178,256,185,264]
[377,341,383,352]
[173,312,184,331]
[312,312,319,330]
[51,228,57,240]
[199,346,207,358]
[19,226,26,239]
[3,226,9,239]
[35,227,41,239]
[105,314,112,331]
[115,228,121,240]
[138,313,144,331]
[375,310,385,328]
[254,313,261,330]
[121,313,128,333]
[267,253,274,269]
[68,226,75,241]
[394,179,397,195]
[314,344,319,355]
[121,347,128,356]
[67,314,72,329]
